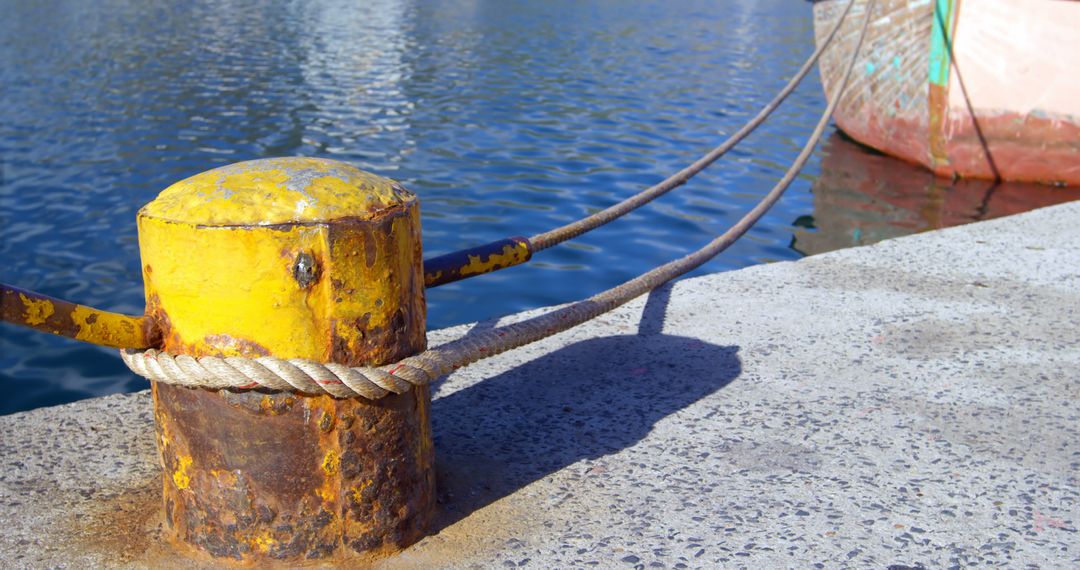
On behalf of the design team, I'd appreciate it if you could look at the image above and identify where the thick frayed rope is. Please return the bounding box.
[121,0,876,400]
[121,300,610,400]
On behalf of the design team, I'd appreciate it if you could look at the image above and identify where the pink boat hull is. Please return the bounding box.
[813,0,1080,186]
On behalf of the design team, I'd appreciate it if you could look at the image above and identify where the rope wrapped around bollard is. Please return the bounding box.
[120,0,877,401]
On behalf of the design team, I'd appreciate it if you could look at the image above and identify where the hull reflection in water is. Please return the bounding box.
[792,133,1080,257]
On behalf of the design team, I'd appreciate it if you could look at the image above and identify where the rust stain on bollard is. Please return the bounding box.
[153,385,433,561]
[137,157,433,564]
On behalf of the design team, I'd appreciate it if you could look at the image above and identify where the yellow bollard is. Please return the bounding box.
[136,157,433,563]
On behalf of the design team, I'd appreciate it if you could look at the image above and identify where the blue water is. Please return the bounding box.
[1,0,1076,415]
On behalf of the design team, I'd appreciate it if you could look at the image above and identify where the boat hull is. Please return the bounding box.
[812,0,1080,186]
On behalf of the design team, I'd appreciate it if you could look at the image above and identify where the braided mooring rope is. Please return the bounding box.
[122,0,876,400]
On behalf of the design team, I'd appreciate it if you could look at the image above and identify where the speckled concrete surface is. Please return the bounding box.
[2,201,1078,569]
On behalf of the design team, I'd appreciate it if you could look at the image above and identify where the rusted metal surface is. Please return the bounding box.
[139,157,434,563]
[153,384,433,563]
[0,282,159,349]
[423,236,532,288]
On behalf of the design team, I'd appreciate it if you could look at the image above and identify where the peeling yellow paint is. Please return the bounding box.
[319,410,334,431]
[70,304,143,348]
[315,448,341,503]
[251,531,277,553]
[19,294,54,325]
[457,241,531,277]
[322,450,339,476]
[141,157,414,226]
[3,282,154,349]
[351,479,373,504]
[173,455,193,490]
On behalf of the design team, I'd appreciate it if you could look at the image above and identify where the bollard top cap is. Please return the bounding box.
[140,157,415,226]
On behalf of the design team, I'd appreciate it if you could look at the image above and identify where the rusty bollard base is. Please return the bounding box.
[137,157,433,564]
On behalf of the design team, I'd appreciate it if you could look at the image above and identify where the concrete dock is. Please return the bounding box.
[1,201,1077,568]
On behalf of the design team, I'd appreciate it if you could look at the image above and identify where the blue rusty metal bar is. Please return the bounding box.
[423,236,533,288]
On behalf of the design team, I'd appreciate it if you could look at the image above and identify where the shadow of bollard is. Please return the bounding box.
[430,284,742,531]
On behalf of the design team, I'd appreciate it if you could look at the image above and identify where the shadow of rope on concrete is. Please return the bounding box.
[430,284,743,532]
